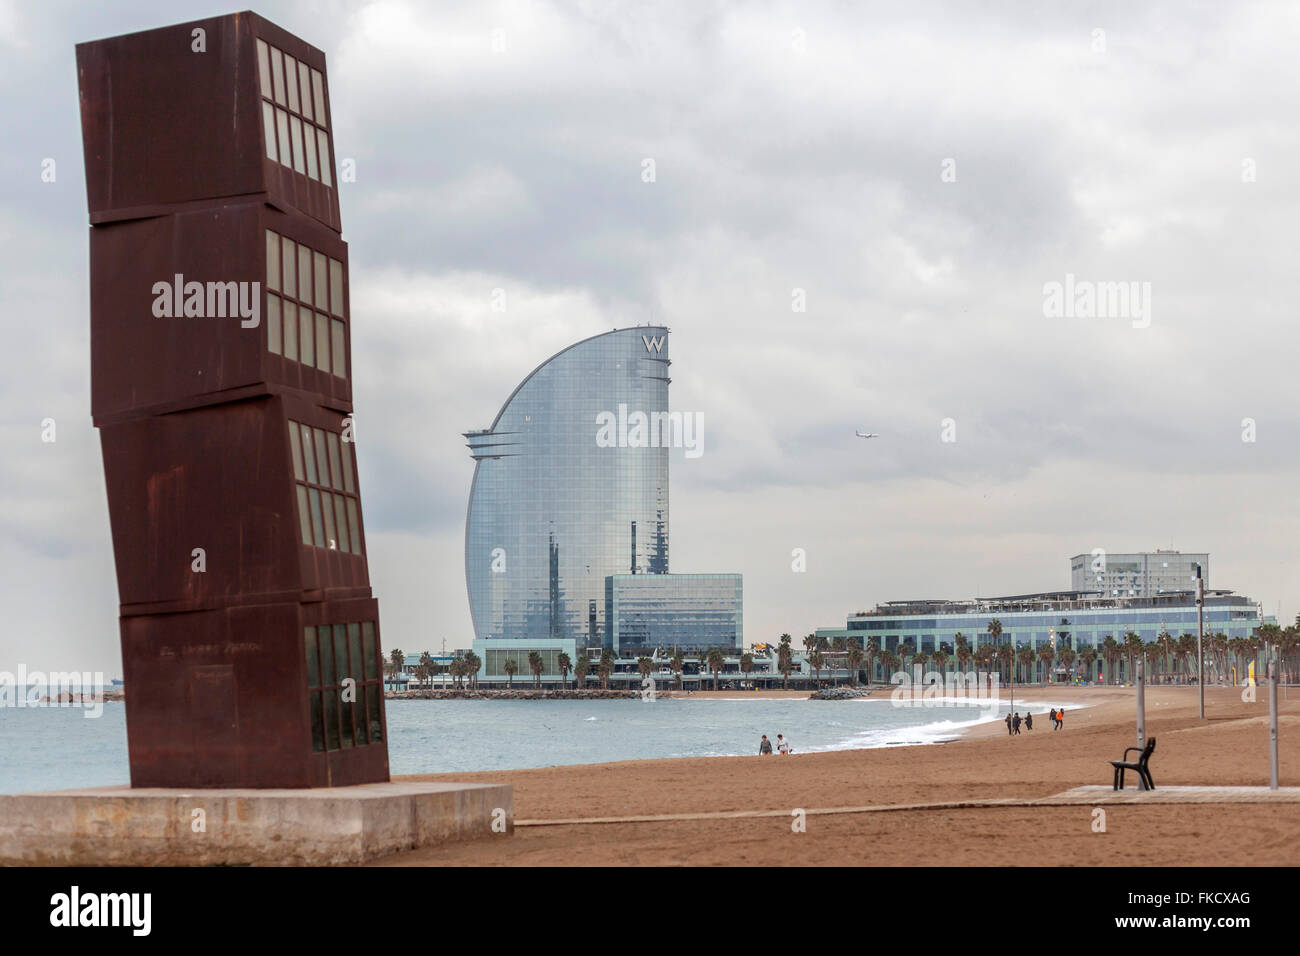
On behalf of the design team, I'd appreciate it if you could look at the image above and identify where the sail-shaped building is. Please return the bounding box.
[464,328,740,675]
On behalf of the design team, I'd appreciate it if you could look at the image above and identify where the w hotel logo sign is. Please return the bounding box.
[642,334,665,353]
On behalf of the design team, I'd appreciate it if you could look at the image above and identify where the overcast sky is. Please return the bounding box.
[3,0,1298,675]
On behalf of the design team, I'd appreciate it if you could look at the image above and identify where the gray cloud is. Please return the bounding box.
[2,0,1298,673]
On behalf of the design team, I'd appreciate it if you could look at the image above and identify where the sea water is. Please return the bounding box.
[0,695,1063,793]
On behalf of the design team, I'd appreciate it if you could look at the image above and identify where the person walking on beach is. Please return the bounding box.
[1025,711,1033,731]
[1005,713,1013,736]
[759,735,773,755]
[1012,713,1021,735]
[1056,708,1064,730]
[777,734,792,755]
[1049,707,1057,728]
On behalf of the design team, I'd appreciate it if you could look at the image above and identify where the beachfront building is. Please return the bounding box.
[463,328,742,678]
[1070,549,1208,597]
[606,573,743,656]
[817,589,1269,684]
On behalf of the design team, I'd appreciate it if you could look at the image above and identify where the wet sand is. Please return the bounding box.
[377,684,1300,866]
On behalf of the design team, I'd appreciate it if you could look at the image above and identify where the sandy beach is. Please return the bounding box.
[379,684,1300,866]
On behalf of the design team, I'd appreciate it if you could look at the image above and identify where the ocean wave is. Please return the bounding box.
[807,710,1007,753]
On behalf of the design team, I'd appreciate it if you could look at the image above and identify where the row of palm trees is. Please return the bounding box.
[382,620,1300,691]
[767,619,1300,688]
[879,619,1300,686]
[388,646,763,692]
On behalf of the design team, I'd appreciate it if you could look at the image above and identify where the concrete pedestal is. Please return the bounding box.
[0,781,512,865]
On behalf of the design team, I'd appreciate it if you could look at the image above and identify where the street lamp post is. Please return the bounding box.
[1196,564,1205,719]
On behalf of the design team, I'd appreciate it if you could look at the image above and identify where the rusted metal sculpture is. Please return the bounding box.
[77,12,389,787]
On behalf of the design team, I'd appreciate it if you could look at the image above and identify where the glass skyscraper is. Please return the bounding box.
[464,327,671,645]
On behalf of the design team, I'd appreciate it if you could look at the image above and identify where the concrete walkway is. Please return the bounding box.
[515,786,1300,827]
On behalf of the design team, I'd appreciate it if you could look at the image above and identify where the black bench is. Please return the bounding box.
[1110,737,1156,791]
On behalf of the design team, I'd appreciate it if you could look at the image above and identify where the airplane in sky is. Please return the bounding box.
[855,429,879,438]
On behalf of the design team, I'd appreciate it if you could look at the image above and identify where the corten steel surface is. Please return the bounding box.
[77,12,339,231]
[89,205,353,424]
[78,12,389,788]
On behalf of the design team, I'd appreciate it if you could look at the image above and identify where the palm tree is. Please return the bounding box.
[954,632,971,676]
[1037,643,1054,684]
[419,651,436,689]
[1178,633,1197,682]
[637,656,654,688]
[931,648,949,681]
[1144,640,1163,682]
[739,652,755,687]
[388,648,406,688]
[706,648,726,690]
[1212,632,1229,681]
[557,652,572,690]
[846,639,864,687]
[575,653,590,689]
[897,641,915,677]
[1016,646,1035,685]
[1274,629,1294,686]
[1058,644,1076,679]
[912,650,929,678]
[985,619,1004,682]
[463,650,480,688]
[809,650,825,687]
[879,650,900,679]
[670,649,685,690]
[1123,631,1144,683]
[527,650,544,688]
[1079,647,1098,682]
[777,634,794,689]
[503,657,518,688]
[997,642,1015,687]
[864,638,879,684]
[414,662,429,690]
[1228,635,1248,683]
[598,648,614,690]
[1096,636,1115,683]
[1156,630,1173,678]
[802,633,818,663]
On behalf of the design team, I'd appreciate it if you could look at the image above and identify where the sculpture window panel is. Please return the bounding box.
[255,38,333,185]
[288,419,365,555]
[304,622,383,753]
[266,230,348,380]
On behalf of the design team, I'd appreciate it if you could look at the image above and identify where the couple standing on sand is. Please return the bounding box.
[758,734,792,755]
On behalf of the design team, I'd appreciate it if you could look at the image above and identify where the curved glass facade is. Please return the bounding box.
[465,328,671,645]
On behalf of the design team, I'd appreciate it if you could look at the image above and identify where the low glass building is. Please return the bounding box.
[818,589,1268,681]
[605,573,743,655]
[474,638,576,682]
